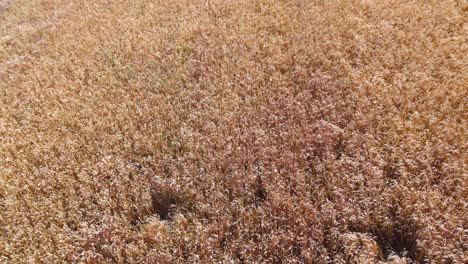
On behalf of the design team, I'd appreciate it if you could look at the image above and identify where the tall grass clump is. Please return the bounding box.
[0,0,466,263]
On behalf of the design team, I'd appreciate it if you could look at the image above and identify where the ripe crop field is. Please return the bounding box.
[0,0,466,263]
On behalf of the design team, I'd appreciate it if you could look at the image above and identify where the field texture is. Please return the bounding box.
[0,0,467,263]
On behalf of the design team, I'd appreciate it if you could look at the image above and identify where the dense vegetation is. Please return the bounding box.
[0,0,466,263]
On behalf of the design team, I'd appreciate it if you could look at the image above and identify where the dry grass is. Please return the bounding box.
[0,0,467,263]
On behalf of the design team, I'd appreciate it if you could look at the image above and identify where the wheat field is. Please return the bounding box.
[0,0,467,263]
